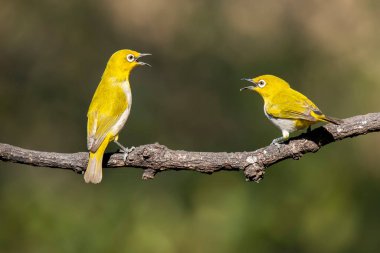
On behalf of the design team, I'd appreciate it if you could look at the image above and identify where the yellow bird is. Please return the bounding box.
[85,49,151,184]
[241,75,341,144]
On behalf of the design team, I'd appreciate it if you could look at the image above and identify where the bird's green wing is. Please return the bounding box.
[265,88,323,121]
[87,84,128,153]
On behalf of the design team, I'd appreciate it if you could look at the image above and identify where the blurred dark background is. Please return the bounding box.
[1,0,380,252]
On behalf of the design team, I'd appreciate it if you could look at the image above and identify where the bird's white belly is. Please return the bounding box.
[268,117,298,133]
[111,81,132,135]
[264,109,297,133]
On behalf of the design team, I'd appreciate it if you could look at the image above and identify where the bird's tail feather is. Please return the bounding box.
[322,115,343,125]
[84,138,109,184]
[84,153,103,184]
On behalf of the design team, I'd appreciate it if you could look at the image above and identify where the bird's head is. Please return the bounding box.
[104,49,151,80]
[240,75,290,98]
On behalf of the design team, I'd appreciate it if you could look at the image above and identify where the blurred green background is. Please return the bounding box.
[1,0,380,252]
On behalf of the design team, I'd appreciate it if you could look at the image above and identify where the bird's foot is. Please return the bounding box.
[114,141,135,162]
[122,146,135,161]
[271,137,284,145]
[271,136,291,147]
[271,130,290,146]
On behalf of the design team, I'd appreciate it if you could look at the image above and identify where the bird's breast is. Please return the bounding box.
[121,80,132,110]
[110,80,132,135]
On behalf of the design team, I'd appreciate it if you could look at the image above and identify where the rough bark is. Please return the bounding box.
[1,112,379,182]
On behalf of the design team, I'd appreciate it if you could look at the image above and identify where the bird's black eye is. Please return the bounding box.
[258,80,266,88]
[126,54,135,62]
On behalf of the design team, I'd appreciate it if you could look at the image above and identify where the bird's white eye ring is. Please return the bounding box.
[126,54,135,62]
[258,80,266,88]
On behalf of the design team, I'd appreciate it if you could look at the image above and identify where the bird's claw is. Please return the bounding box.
[122,146,135,162]
[271,137,284,145]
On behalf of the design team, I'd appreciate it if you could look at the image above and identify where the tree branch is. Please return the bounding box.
[1,112,379,182]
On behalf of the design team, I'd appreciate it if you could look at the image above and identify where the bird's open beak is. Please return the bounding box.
[240,78,257,91]
[137,53,152,67]
[240,86,255,91]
